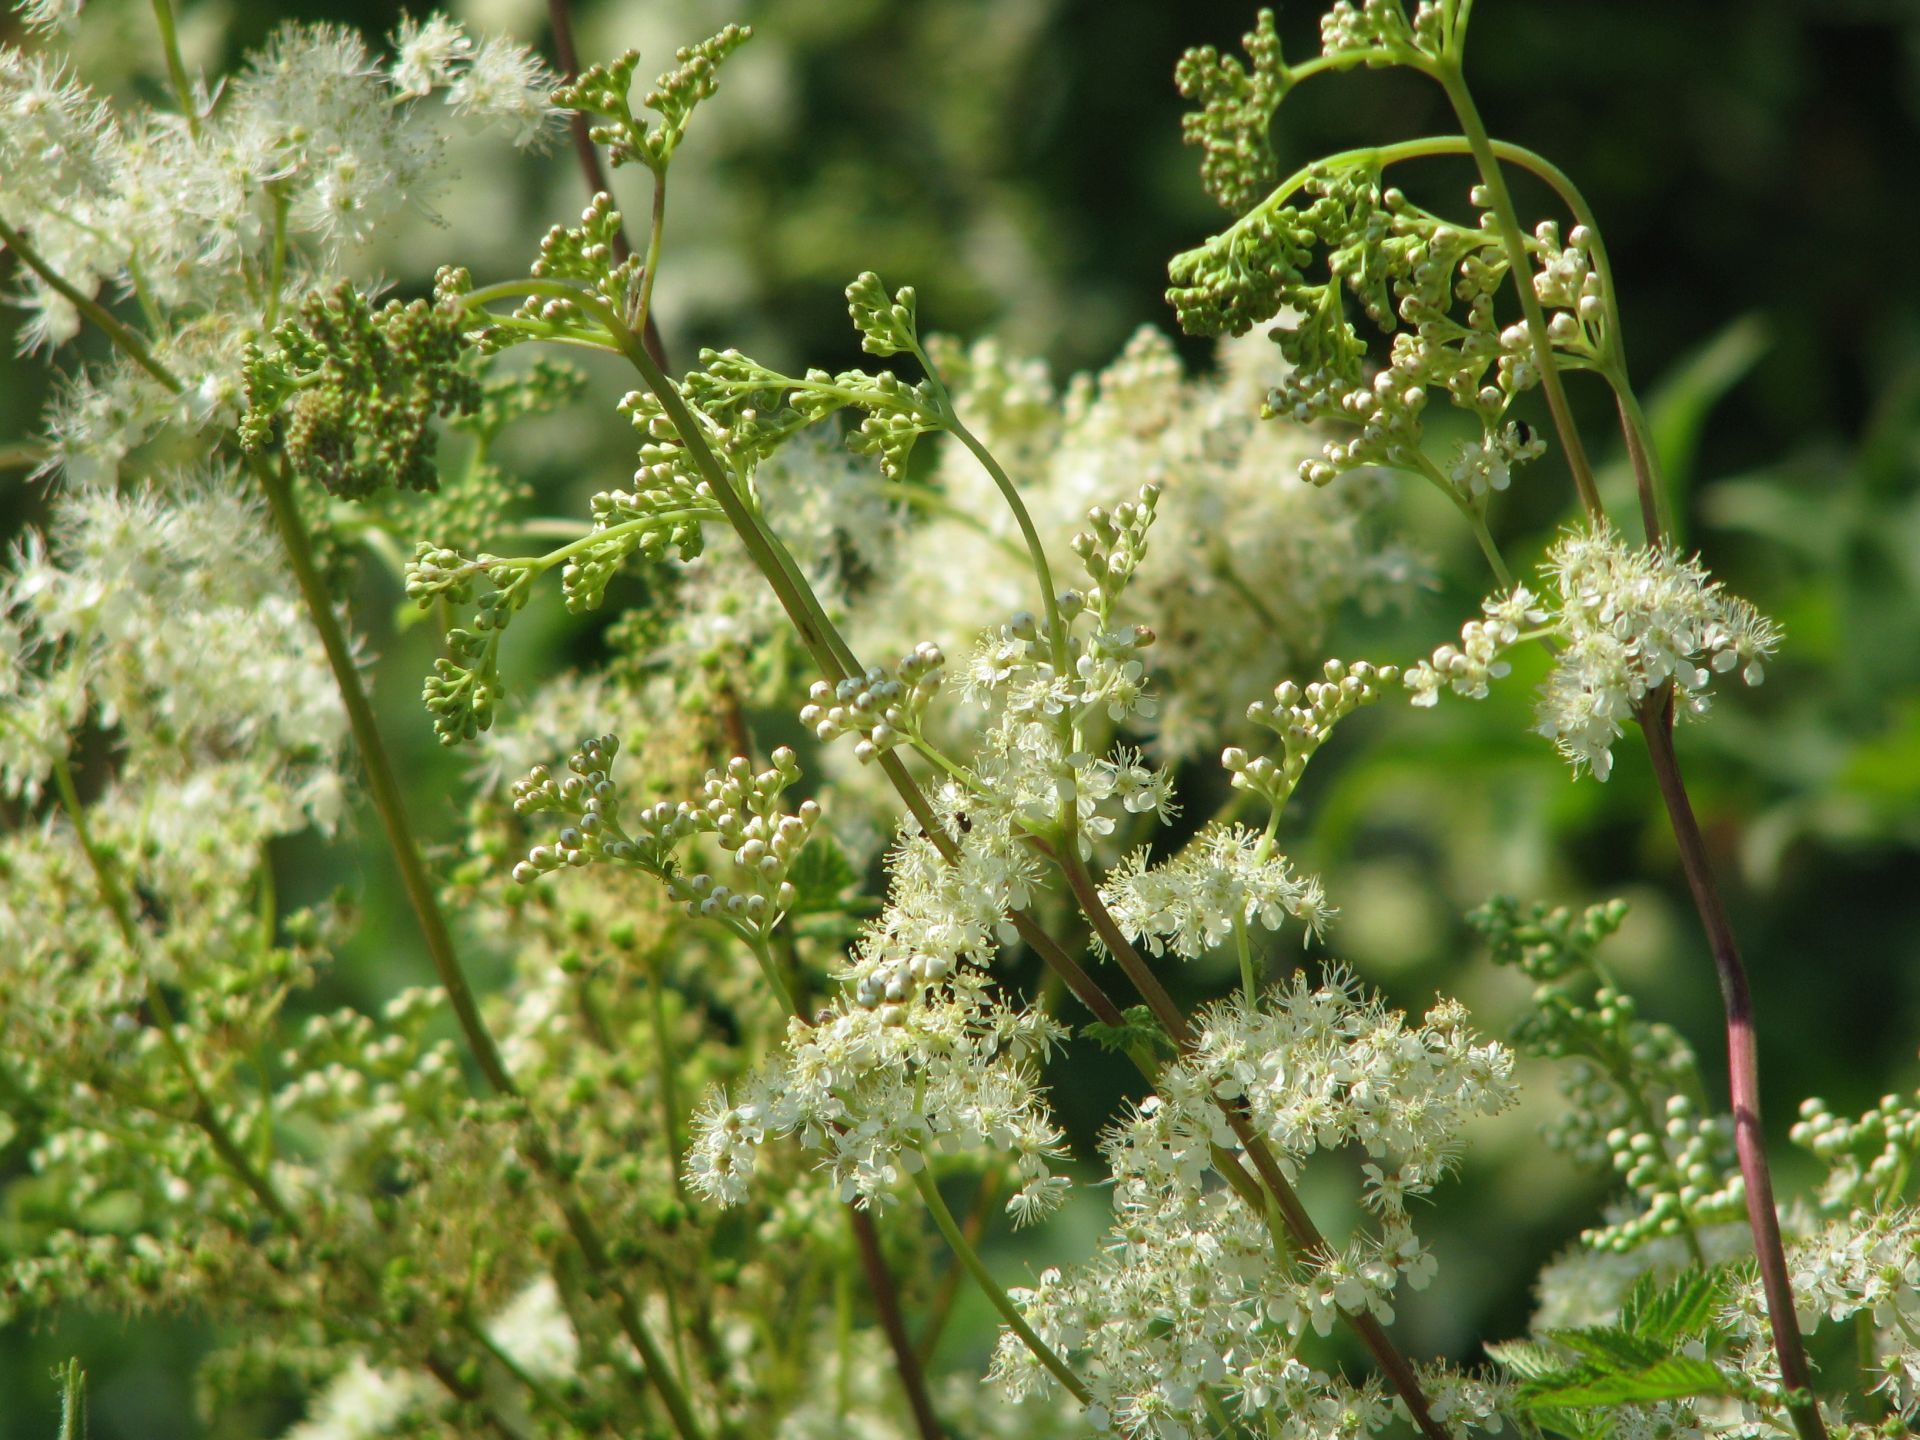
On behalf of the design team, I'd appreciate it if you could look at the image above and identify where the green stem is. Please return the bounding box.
[920,363,1071,677]
[644,951,692,1208]
[638,173,667,336]
[1433,67,1601,515]
[916,1164,1003,1364]
[252,453,517,1098]
[147,0,199,136]
[264,187,290,330]
[50,756,299,1231]
[1235,915,1259,1007]
[251,451,706,1440]
[909,1164,1090,1405]
[1608,370,1673,544]
[0,216,182,392]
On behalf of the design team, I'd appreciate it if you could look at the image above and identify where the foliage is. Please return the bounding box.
[1,3,1917,1440]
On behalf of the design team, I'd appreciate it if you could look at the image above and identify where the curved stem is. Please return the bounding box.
[916,1164,1003,1365]
[910,1165,1090,1405]
[922,372,1069,677]
[1432,68,1601,515]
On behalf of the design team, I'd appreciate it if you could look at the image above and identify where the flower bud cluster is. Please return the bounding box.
[662,750,817,927]
[1530,221,1608,360]
[1473,895,1739,1251]
[404,543,480,606]
[1226,657,1399,810]
[1793,1092,1920,1213]
[422,564,535,746]
[1070,482,1161,619]
[800,644,944,764]
[557,480,712,612]
[1587,1093,1745,1253]
[1404,586,1539,708]
[1320,0,1447,64]
[512,737,817,937]
[550,26,753,177]
[1173,9,1286,215]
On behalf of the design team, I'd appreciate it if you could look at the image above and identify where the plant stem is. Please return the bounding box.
[910,1166,1089,1404]
[250,451,707,1440]
[643,951,693,1208]
[923,375,1070,676]
[147,0,199,136]
[1637,694,1825,1440]
[0,216,182,392]
[916,1164,1003,1364]
[849,1205,948,1440]
[1612,377,1671,544]
[545,0,670,371]
[1433,68,1600,515]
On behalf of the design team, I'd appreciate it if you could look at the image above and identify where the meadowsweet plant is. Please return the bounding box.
[0,3,1903,1440]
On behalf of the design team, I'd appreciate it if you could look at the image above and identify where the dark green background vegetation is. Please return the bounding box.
[4,0,1919,1434]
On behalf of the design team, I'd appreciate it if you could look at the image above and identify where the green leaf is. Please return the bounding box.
[1520,1354,1736,1410]
[1484,1339,1565,1382]
[1543,1325,1666,1371]
[1082,1006,1176,1060]
[785,834,859,915]
[1621,1268,1719,1346]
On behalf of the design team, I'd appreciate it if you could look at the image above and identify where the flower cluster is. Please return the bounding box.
[1100,823,1331,961]
[687,794,1071,1224]
[1407,522,1781,779]
[992,969,1516,1437]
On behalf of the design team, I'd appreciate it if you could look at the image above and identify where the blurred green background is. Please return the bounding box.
[4,0,1920,1434]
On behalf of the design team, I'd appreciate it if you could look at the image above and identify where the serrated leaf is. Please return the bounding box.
[785,833,858,915]
[1544,1325,1666,1371]
[1485,1339,1566,1382]
[1082,1006,1175,1059]
[1520,1354,1736,1410]
[1622,1268,1719,1346]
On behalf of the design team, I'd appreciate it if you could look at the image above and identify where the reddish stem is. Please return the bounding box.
[1638,694,1824,1440]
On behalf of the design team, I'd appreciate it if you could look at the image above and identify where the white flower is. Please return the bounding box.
[388,14,471,98]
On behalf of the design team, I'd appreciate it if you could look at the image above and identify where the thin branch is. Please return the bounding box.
[850,1206,948,1440]
[546,0,670,370]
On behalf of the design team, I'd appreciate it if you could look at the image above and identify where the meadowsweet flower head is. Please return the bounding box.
[1406,522,1779,779]
[1101,822,1331,961]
